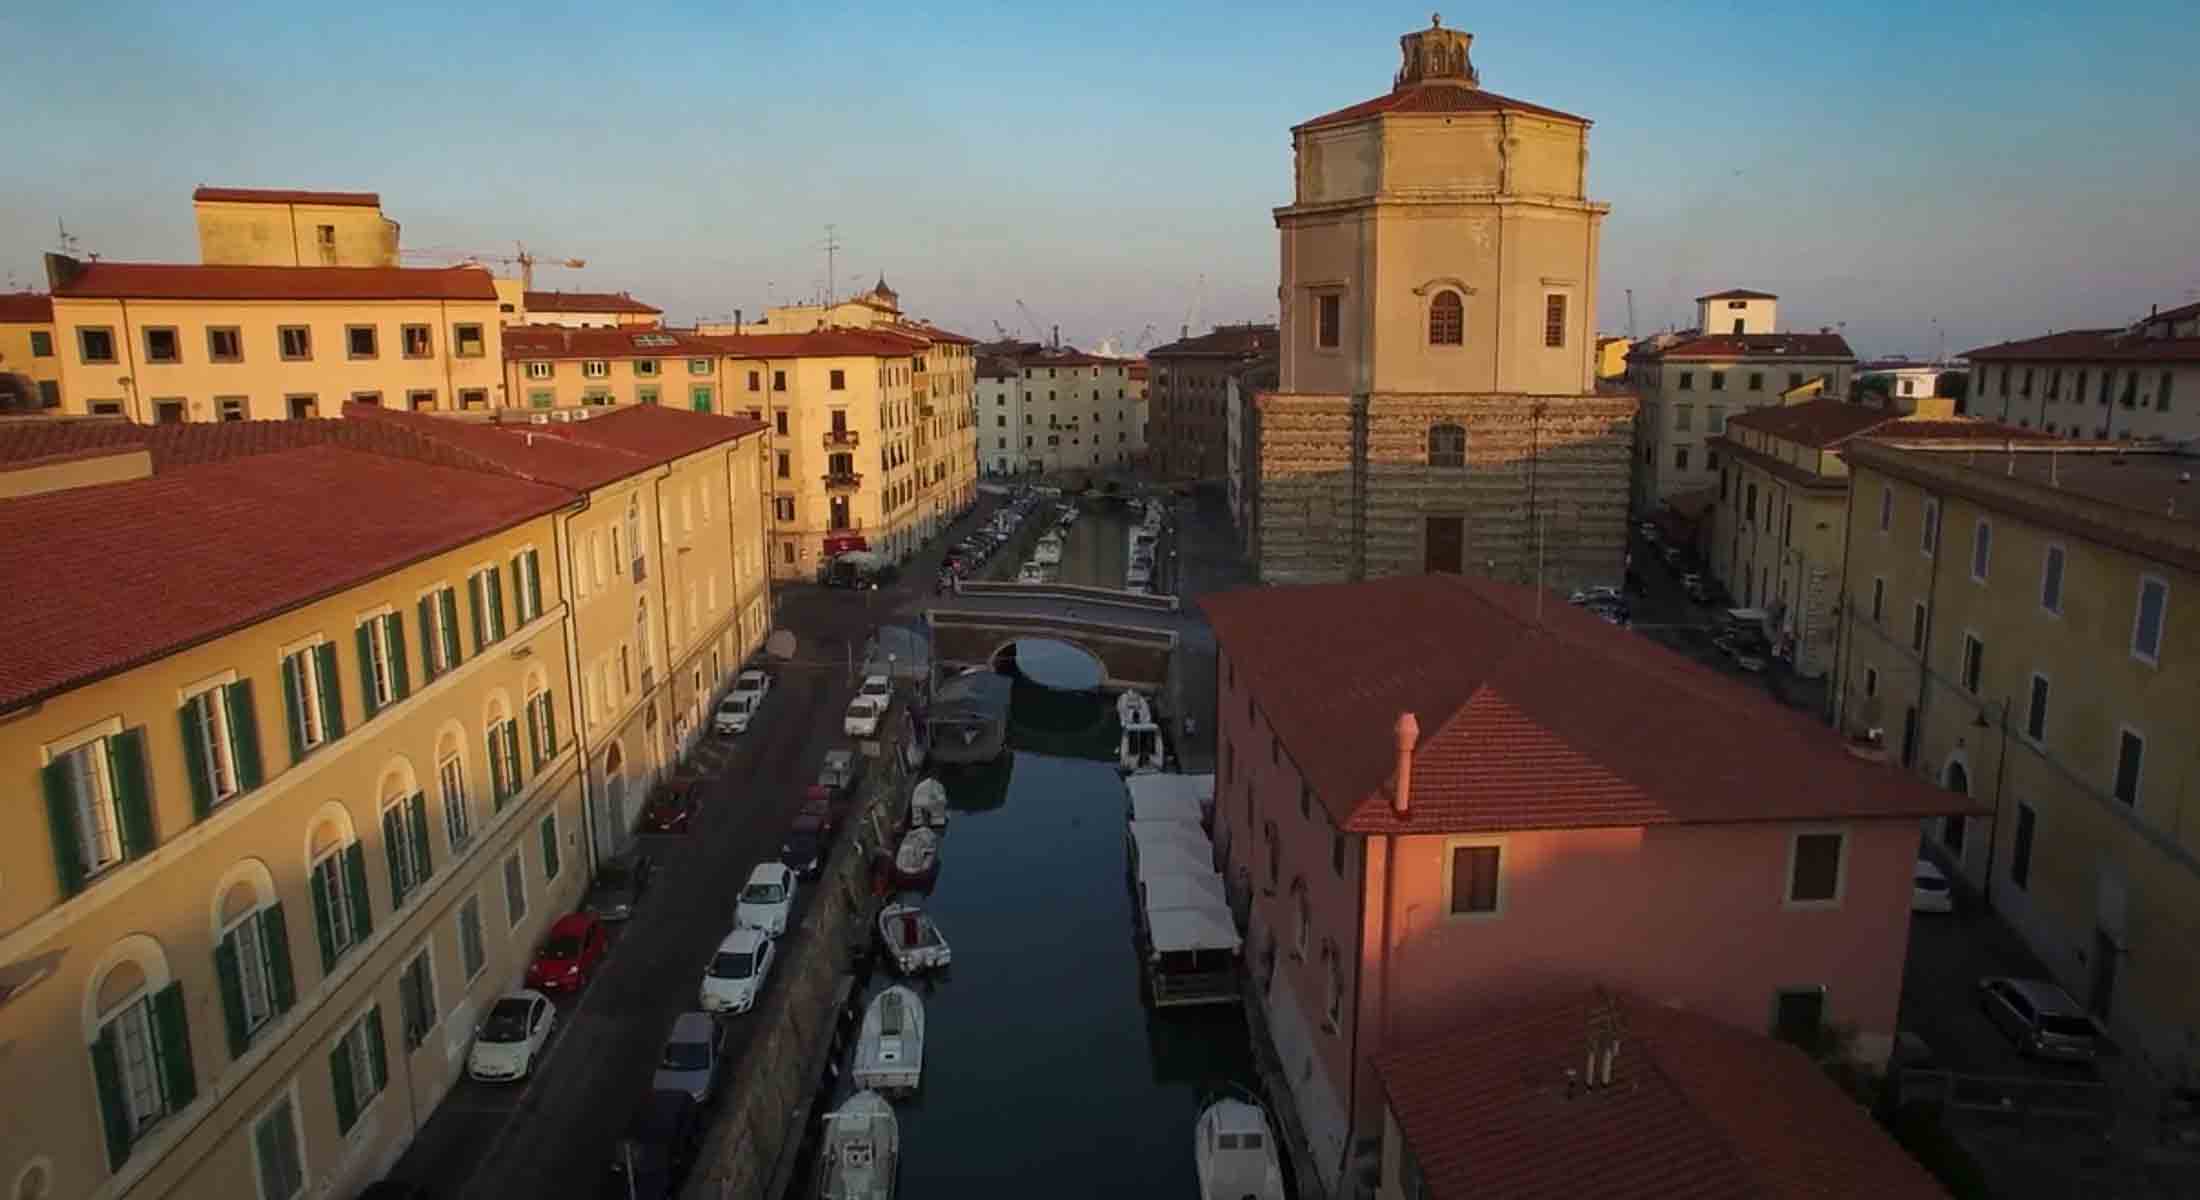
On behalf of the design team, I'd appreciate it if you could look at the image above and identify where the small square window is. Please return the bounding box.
[218,397,247,421]
[1447,843,1502,915]
[143,327,181,363]
[346,325,378,359]
[278,326,312,361]
[401,324,432,358]
[1787,831,1845,904]
[207,326,243,363]
[453,324,485,358]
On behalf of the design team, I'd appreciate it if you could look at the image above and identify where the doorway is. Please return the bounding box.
[1901,707,1920,768]
[1941,760,1970,860]
[2090,930,2119,1017]
[1424,516,1463,574]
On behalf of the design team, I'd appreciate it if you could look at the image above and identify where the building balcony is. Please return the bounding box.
[827,519,863,537]
[823,471,863,493]
[823,429,860,449]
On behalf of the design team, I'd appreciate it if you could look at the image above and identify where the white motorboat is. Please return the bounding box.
[892,828,940,888]
[814,1089,899,1200]
[909,778,948,829]
[1195,1094,1285,1200]
[879,902,951,973]
[1017,561,1048,583]
[1033,533,1063,566]
[1117,689,1162,773]
[850,985,925,1096]
[1116,689,1153,727]
[1125,561,1152,590]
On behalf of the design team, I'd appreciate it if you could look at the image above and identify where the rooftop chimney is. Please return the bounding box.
[1391,711,1419,815]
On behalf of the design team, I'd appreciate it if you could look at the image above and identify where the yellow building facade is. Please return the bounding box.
[1835,441,2200,1078]
[0,434,585,1200]
[192,188,400,269]
[45,256,506,422]
[1,292,63,411]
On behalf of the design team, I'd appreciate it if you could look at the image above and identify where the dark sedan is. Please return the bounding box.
[586,849,656,922]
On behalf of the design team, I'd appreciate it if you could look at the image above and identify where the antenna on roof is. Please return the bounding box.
[821,224,842,304]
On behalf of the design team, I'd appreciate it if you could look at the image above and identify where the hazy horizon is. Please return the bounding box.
[4,1,2193,360]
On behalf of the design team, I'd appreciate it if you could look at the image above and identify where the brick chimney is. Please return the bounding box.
[1391,711,1419,815]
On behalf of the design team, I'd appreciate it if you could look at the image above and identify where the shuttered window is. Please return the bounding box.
[329,1007,387,1135]
[308,842,372,973]
[88,982,195,1169]
[383,793,434,908]
[281,643,345,763]
[214,902,295,1058]
[43,729,153,894]
[180,680,264,819]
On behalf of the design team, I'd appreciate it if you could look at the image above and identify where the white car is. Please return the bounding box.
[733,669,772,701]
[1912,859,1954,913]
[698,927,776,1015]
[735,862,798,935]
[714,692,759,735]
[844,696,885,738]
[858,674,891,703]
[1569,585,1622,606]
[467,989,556,1083]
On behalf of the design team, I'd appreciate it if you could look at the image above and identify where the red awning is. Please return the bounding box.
[823,533,869,556]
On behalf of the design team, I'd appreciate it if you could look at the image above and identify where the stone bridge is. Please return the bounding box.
[927,581,1206,697]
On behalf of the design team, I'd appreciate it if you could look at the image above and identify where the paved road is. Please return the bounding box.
[386,498,1004,1197]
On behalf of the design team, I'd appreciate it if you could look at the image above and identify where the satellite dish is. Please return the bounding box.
[766,629,797,661]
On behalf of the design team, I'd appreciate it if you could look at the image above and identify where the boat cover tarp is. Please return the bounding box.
[1141,872,1226,912]
[1127,773,1213,817]
[1145,901,1241,954]
[1129,819,1212,862]
[1131,840,1221,887]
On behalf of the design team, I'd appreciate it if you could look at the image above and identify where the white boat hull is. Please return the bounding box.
[879,903,951,974]
[851,985,925,1096]
[815,1090,898,1200]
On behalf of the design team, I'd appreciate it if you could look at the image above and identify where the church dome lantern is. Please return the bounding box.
[1396,13,1479,90]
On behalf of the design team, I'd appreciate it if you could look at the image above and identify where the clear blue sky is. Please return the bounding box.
[4,1,2194,359]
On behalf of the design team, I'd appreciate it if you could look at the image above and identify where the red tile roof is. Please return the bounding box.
[0,292,54,323]
[1630,333,1854,362]
[1377,987,1947,1200]
[1696,288,1778,301]
[1149,324,1279,359]
[523,290,662,315]
[51,261,497,302]
[502,324,724,361]
[1297,82,1586,131]
[1723,398,2057,450]
[1201,574,1978,835]
[884,319,978,347]
[1963,328,2200,364]
[191,186,381,208]
[0,418,147,467]
[704,330,926,359]
[343,404,762,491]
[0,445,571,712]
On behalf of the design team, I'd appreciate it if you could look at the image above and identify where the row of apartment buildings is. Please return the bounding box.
[973,343,1147,476]
[0,403,769,1200]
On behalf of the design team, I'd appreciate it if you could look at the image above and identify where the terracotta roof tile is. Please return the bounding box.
[0,418,146,466]
[1721,399,1897,448]
[1377,987,1948,1200]
[1631,333,1854,362]
[1696,288,1778,301]
[1200,575,1979,835]
[52,261,497,302]
[703,330,926,359]
[502,324,723,361]
[191,186,380,207]
[0,292,54,323]
[523,290,662,315]
[1963,328,2200,364]
[343,403,762,489]
[1149,324,1279,359]
[1297,82,1586,131]
[0,445,570,712]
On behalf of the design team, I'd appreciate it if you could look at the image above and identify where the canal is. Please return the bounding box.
[830,497,1256,1197]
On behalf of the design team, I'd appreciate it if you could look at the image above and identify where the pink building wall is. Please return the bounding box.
[1211,648,1924,1186]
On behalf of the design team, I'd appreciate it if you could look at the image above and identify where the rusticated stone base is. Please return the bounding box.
[1253,390,1636,594]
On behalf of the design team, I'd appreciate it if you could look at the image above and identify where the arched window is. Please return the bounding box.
[485,695,521,810]
[210,860,296,1057]
[624,496,644,581]
[380,761,430,909]
[1428,290,1464,345]
[1428,423,1467,468]
[436,726,472,852]
[306,803,370,973]
[634,598,653,679]
[84,935,192,1162]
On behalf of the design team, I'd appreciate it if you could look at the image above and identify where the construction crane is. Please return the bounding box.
[1180,274,1206,339]
[1625,288,1637,340]
[1014,299,1048,345]
[1132,323,1159,354]
[400,241,587,290]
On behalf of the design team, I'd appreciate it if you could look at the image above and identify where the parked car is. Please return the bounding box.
[586,848,656,922]
[640,782,700,834]
[1977,977,2103,1063]
[735,863,798,935]
[606,1089,703,1199]
[699,926,777,1015]
[732,668,772,701]
[1568,585,1622,606]
[815,748,866,807]
[713,692,760,735]
[468,990,557,1083]
[1638,521,1660,542]
[651,1011,724,1104]
[781,812,828,878]
[525,912,609,994]
[844,695,886,738]
[858,673,892,703]
[1719,633,1771,672]
[1912,859,1954,913]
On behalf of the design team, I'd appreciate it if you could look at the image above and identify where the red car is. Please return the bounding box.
[799,785,841,838]
[525,912,608,993]
[641,781,701,834]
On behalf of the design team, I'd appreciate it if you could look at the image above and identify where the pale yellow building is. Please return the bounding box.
[1963,299,2200,442]
[1625,290,1857,513]
[192,187,400,269]
[972,346,1144,476]
[1834,440,2200,1081]
[1708,395,2057,678]
[1,292,61,411]
[514,291,662,330]
[502,325,731,413]
[44,255,507,422]
[1255,16,1635,589]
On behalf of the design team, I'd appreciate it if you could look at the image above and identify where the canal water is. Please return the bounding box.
[839,497,1256,1197]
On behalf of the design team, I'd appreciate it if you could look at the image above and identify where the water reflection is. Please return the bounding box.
[1005,637,1104,691]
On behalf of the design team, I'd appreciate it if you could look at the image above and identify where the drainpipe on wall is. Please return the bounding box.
[1830,470,1861,731]
[1913,488,1949,781]
[116,298,144,424]
[1362,712,1417,1194]
[555,495,602,868]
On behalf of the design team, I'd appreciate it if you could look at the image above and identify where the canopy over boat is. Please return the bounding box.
[1146,903,1242,955]
[1127,775,1212,824]
[1141,871,1227,913]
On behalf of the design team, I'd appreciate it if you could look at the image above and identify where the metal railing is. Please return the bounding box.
[823,429,859,448]
[823,471,863,491]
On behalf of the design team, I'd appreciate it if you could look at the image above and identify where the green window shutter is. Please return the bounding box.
[43,759,85,896]
[281,655,307,764]
[178,699,214,820]
[526,552,543,620]
[226,680,263,791]
[309,866,338,972]
[90,1027,134,1169]
[383,806,407,906]
[504,724,523,791]
[330,1040,357,1134]
[387,614,411,700]
[408,792,432,883]
[486,568,505,640]
[469,575,488,655]
[541,695,557,760]
[343,842,374,940]
[215,933,250,1059]
[108,729,154,860]
[316,643,345,740]
[356,624,380,719]
[263,903,296,1012]
[365,1007,388,1089]
[415,598,437,683]
[440,588,462,666]
[151,981,197,1109]
[486,731,506,810]
[526,702,542,772]
[540,815,560,880]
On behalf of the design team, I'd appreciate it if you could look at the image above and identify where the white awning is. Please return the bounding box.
[1146,902,1242,954]
[1130,840,1221,887]
[1129,819,1212,861]
[1127,773,1213,821]
[1141,872,1226,912]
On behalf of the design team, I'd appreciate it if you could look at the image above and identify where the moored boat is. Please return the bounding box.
[850,985,925,1096]
[814,1089,898,1200]
[892,827,940,888]
[909,777,948,829]
[878,902,951,974]
[1195,1092,1285,1200]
